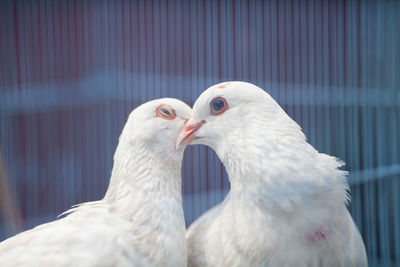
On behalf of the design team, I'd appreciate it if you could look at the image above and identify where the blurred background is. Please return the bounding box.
[0,0,399,266]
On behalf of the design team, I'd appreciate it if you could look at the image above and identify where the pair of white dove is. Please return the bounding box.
[0,82,367,267]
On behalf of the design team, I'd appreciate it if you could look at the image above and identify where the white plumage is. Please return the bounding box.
[0,98,191,267]
[178,82,367,267]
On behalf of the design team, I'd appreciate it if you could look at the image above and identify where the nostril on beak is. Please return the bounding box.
[184,119,205,131]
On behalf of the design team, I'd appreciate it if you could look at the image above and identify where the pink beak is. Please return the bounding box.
[176,118,204,149]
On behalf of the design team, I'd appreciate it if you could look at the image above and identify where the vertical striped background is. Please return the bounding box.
[0,0,399,265]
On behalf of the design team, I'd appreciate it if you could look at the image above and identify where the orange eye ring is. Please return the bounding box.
[210,97,229,115]
[156,104,176,120]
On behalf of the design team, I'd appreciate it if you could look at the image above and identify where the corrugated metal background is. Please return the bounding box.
[0,0,399,265]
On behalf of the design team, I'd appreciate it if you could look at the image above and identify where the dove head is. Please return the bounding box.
[118,98,192,161]
[177,81,303,153]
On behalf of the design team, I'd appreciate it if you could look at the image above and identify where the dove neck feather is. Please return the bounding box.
[217,112,348,211]
[104,137,184,218]
[98,128,186,266]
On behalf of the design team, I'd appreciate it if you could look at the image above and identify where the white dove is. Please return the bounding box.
[0,98,191,267]
[177,82,367,267]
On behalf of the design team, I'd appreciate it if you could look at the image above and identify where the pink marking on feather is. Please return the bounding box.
[216,82,231,89]
[306,226,327,244]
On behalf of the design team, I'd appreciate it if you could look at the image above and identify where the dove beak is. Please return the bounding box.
[176,118,205,149]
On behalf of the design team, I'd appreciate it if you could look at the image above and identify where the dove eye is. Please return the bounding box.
[156,104,176,120]
[210,97,229,115]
